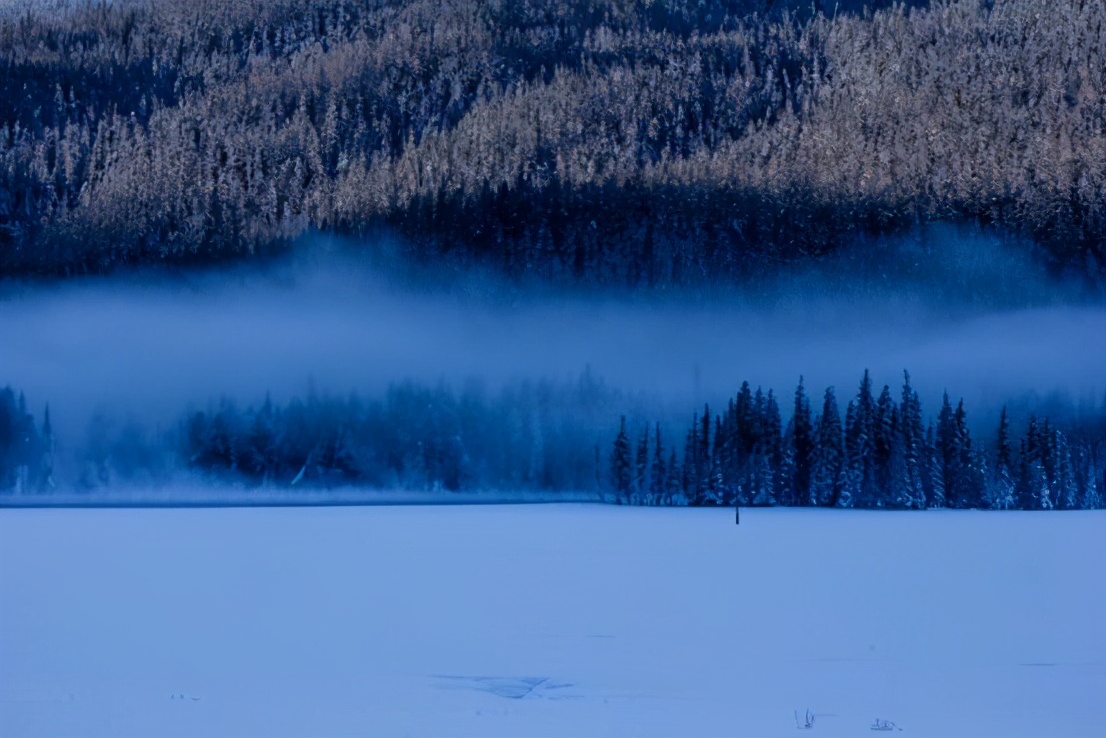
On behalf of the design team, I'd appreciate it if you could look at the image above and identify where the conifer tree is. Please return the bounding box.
[611,415,632,503]
[845,371,877,507]
[666,449,682,505]
[39,404,56,492]
[710,415,726,505]
[1054,429,1078,510]
[989,406,1016,510]
[695,405,713,505]
[1079,444,1103,510]
[924,423,946,508]
[954,399,985,508]
[810,386,845,507]
[898,371,927,509]
[762,390,784,504]
[649,423,666,505]
[634,425,650,503]
[777,424,797,507]
[786,378,814,506]
[937,393,982,508]
[683,415,700,504]
[874,384,897,503]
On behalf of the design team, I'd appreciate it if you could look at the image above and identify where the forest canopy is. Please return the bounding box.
[1,0,1103,283]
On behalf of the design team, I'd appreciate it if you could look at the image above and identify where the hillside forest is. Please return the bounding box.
[1,0,1103,284]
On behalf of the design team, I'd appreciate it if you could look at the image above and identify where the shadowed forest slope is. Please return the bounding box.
[1,0,1103,282]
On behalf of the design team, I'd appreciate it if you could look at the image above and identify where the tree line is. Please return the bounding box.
[0,372,633,492]
[2,372,1103,510]
[179,376,623,491]
[611,371,1105,510]
[0,386,55,492]
[1,0,1102,284]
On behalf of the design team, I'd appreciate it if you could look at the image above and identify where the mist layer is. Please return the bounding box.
[2,240,1102,439]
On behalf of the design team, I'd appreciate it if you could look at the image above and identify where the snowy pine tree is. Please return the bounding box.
[666,449,682,505]
[1078,443,1102,509]
[611,416,632,503]
[897,372,927,509]
[763,390,784,501]
[634,426,650,503]
[988,407,1016,510]
[788,377,814,507]
[924,423,946,509]
[1054,429,1078,510]
[810,387,845,507]
[874,384,897,505]
[649,423,666,505]
[845,371,877,507]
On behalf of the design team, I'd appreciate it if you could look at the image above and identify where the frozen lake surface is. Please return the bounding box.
[1,504,1104,737]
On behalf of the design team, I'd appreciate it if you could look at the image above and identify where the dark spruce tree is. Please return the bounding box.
[844,370,877,508]
[897,372,928,509]
[810,386,846,507]
[787,378,814,506]
[990,406,1017,510]
[611,416,632,504]
[634,425,650,503]
[0,388,51,493]
[873,384,898,507]
[649,423,667,506]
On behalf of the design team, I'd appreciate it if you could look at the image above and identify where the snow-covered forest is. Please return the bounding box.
[4,367,1104,509]
[2,0,1104,284]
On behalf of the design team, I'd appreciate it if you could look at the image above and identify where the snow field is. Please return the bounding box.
[1,504,1103,737]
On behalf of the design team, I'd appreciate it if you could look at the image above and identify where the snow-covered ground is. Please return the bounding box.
[1,504,1103,737]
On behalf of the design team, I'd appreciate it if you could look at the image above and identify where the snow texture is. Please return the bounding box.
[1,504,1103,737]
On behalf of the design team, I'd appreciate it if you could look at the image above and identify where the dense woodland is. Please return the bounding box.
[2,373,1103,510]
[612,372,1104,510]
[2,0,1103,283]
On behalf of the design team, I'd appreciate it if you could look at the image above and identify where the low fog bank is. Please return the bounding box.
[1,226,1103,441]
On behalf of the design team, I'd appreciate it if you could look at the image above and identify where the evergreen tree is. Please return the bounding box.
[874,384,897,504]
[777,425,797,507]
[762,390,784,504]
[989,406,1016,510]
[788,377,814,507]
[953,399,985,508]
[710,416,727,505]
[634,425,650,503]
[845,371,877,507]
[243,393,280,485]
[717,398,738,503]
[810,386,845,507]
[649,423,666,505]
[898,372,927,509]
[1054,429,1078,510]
[936,392,957,505]
[683,414,701,504]
[611,415,632,503]
[666,449,682,505]
[1017,417,1049,509]
[935,394,983,508]
[888,431,911,509]
[39,404,55,492]
[1078,443,1102,509]
[1026,458,1051,510]
[695,406,714,505]
[924,423,946,509]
